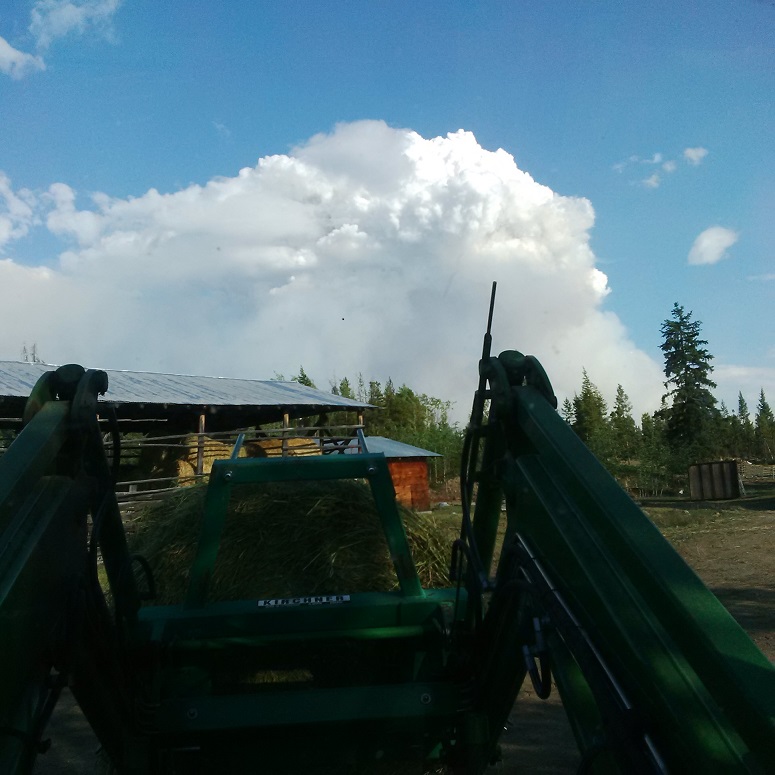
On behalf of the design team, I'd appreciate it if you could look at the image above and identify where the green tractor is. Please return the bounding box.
[2,292,773,773]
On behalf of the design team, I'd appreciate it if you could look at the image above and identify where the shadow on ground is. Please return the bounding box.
[711,586,775,635]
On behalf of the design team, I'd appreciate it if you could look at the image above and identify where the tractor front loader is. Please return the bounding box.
[1,293,773,772]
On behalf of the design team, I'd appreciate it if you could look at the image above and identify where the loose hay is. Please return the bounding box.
[129,479,451,605]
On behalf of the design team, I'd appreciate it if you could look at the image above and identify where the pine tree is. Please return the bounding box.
[571,370,611,462]
[609,385,639,462]
[736,392,756,460]
[713,400,737,460]
[659,303,718,464]
[356,374,367,403]
[755,389,775,461]
[338,377,354,399]
[294,366,316,388]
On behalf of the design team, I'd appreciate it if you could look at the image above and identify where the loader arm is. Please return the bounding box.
[457,347,775,772]
[0,365,140,773]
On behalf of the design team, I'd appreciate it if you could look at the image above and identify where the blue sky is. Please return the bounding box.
[1,1,773,420]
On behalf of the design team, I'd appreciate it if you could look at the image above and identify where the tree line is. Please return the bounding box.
[563,303,774,495]
[279,368,464,488]
[288,302,774,496]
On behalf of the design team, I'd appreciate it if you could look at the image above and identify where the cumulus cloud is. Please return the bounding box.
[683,147,708,166]
[0,121,664,419]
[29,0,122,49]
[0,35,45,79]
[642,173,661,189]
[688,226,739,265]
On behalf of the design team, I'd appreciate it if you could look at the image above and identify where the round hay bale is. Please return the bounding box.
[129,479,451,605]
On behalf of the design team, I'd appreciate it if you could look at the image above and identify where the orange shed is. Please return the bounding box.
[351,436,441,512]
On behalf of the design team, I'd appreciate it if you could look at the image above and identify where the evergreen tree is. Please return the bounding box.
[736,392,756,460]
[293,366,316,388]
[368,380,384,408]
[561,398,574,424]
[659,303,718,464]
[356,374,367,403]
[338,377,355,400]
[755,389,775,461]
[712,400,738,460]
[571,370,611,462]
[609,385,639,462]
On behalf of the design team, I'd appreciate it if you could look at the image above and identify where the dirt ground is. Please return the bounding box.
[33,501,774,774]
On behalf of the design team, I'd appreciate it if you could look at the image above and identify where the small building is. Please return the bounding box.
[347,436,441,512]
[687,460,741,500]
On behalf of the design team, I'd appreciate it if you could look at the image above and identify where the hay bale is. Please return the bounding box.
[129,479,450,605]
[243,437,320,458]
[136,434,247,487]
[175,435,248,483]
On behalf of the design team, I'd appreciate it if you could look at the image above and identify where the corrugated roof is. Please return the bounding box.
[0,361,371,411]
[348,436,442,458]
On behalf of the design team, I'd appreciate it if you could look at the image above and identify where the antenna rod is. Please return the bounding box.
[486,281,497,337]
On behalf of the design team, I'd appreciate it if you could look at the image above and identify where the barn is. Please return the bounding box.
[0,362,443,512]
[0,361,373,499]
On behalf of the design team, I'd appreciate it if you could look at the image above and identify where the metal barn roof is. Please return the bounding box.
[352,436,442,459]
[0,361,371,427]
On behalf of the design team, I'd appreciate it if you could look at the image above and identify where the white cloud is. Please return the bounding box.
[615,148,708,184]
[29,0,121,50]
[683,147,708,166]
[0,121,664,420]
[213,121,231,139]
[1,1,120,78]
[688,226,739,265]
[0,35,45,79]
[0,174,38,249]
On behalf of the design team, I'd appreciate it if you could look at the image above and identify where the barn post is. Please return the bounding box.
[282,412,289,457]
[196,413,206,476]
